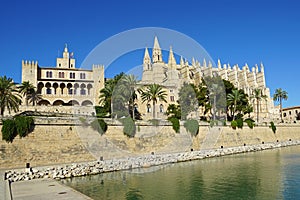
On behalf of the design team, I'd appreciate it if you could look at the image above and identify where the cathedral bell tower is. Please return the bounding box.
[152,36,163,63]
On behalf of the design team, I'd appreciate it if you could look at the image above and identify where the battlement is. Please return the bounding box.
[22,60,38,67]
[92,64,104,69]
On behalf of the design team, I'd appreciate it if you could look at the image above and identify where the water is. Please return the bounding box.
[62,146,300,199]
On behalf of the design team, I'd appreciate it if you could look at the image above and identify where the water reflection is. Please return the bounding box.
[62,146,300,200]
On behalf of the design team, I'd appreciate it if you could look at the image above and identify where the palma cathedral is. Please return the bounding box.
[136,37,277,121]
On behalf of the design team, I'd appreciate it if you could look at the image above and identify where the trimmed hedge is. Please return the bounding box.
[168,117,180,133]
[244,118,255,129]
[184,119,199,137]
[149,119,160,126]
[270,121,276,133]
[91,118,108,135]
[231,120,237,130]
[119,117,136,138]
[236,118,243,129]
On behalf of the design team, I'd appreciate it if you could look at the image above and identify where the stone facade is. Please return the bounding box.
[137,37,277,121]
[21,45,104,108]
[282,106,300,123]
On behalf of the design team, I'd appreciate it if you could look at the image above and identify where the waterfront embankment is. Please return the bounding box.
[4,140,300,182]
[1,117,300,170]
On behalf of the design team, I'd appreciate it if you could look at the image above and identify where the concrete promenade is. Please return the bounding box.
[9,179,91,200]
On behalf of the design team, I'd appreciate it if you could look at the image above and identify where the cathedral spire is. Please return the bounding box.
[180,56,184,66]
[143,47,151,70]
[152,36,162,63]
[168,46,177,69]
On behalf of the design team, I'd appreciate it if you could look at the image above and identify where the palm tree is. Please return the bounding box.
[119,74,138,119]
[251,88,267,123]
[99,81,114,116]
[18,81,35,106]
[28,89,43,106]
[0,76,22,116]
[273,88,288,122]
[140,84,167,119]
[227,89,245,120]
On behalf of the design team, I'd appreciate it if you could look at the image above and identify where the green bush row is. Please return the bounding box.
[2,116,34,143]
[231,118,255,129]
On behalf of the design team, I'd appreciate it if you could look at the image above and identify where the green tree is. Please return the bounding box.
[140,83,167,119]
[18,81,35,106]
[27,89,42,106]
[99,72,125,117]
[166,104,181,119]
[273,88,288,122]
[251,88,267,123]
[0,76,22,116]
[178,83,198,120]
[99,81,114,115]
[227,89,247,120]
[118,74,139,119]
[196,81,211,118]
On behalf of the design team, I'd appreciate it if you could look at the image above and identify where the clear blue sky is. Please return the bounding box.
[0,0,299,107]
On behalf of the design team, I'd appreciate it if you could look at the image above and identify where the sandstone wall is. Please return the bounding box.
[1,118,300,169]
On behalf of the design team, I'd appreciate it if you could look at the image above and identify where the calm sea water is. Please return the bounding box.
[62,146,300,200]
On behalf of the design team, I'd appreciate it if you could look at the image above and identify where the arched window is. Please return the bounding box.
[46,71,52,78]
[70,72,75,79]
[159,104,164,113]
[80,73,86,79]
[147,104,151,113]
[46,88,51,94]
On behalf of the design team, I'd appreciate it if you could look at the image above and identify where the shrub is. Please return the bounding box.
[2,116,35,143]
[231,120,237,130]
[168,117,180,133]
[244,118,255,129]
[79,117,88,126]
[1,119,17,143]
[236,118,243,129]
[270,121,276,133]
[149,119,160,126]
[14,116,34,138]
[91,118,108,135]
[184,119,199,137]
[119,117,136,138]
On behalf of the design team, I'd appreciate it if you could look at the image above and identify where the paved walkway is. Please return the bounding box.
[10,179,92,200]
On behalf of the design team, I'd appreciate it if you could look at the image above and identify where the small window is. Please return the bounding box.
[170,96,175,102]
[68,88,73,95]
[80,73,86,79]
[296,110,298,114]
[289,111,292,115]
[59,63,61,67]
[70,72,75,79]
[147,104,151,113]
[46,71,52,78]
[159,104,164,113]
[170,89,173,93]
[283,113,287,117]
[59,72,65,78]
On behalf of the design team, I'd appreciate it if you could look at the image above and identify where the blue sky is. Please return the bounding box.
[0,0,299,107]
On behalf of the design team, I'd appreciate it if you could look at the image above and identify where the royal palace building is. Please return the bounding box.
[21,45,104,114]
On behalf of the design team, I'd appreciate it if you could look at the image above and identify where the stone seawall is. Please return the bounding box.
[4,140,300,182]
[1,117,300,169]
